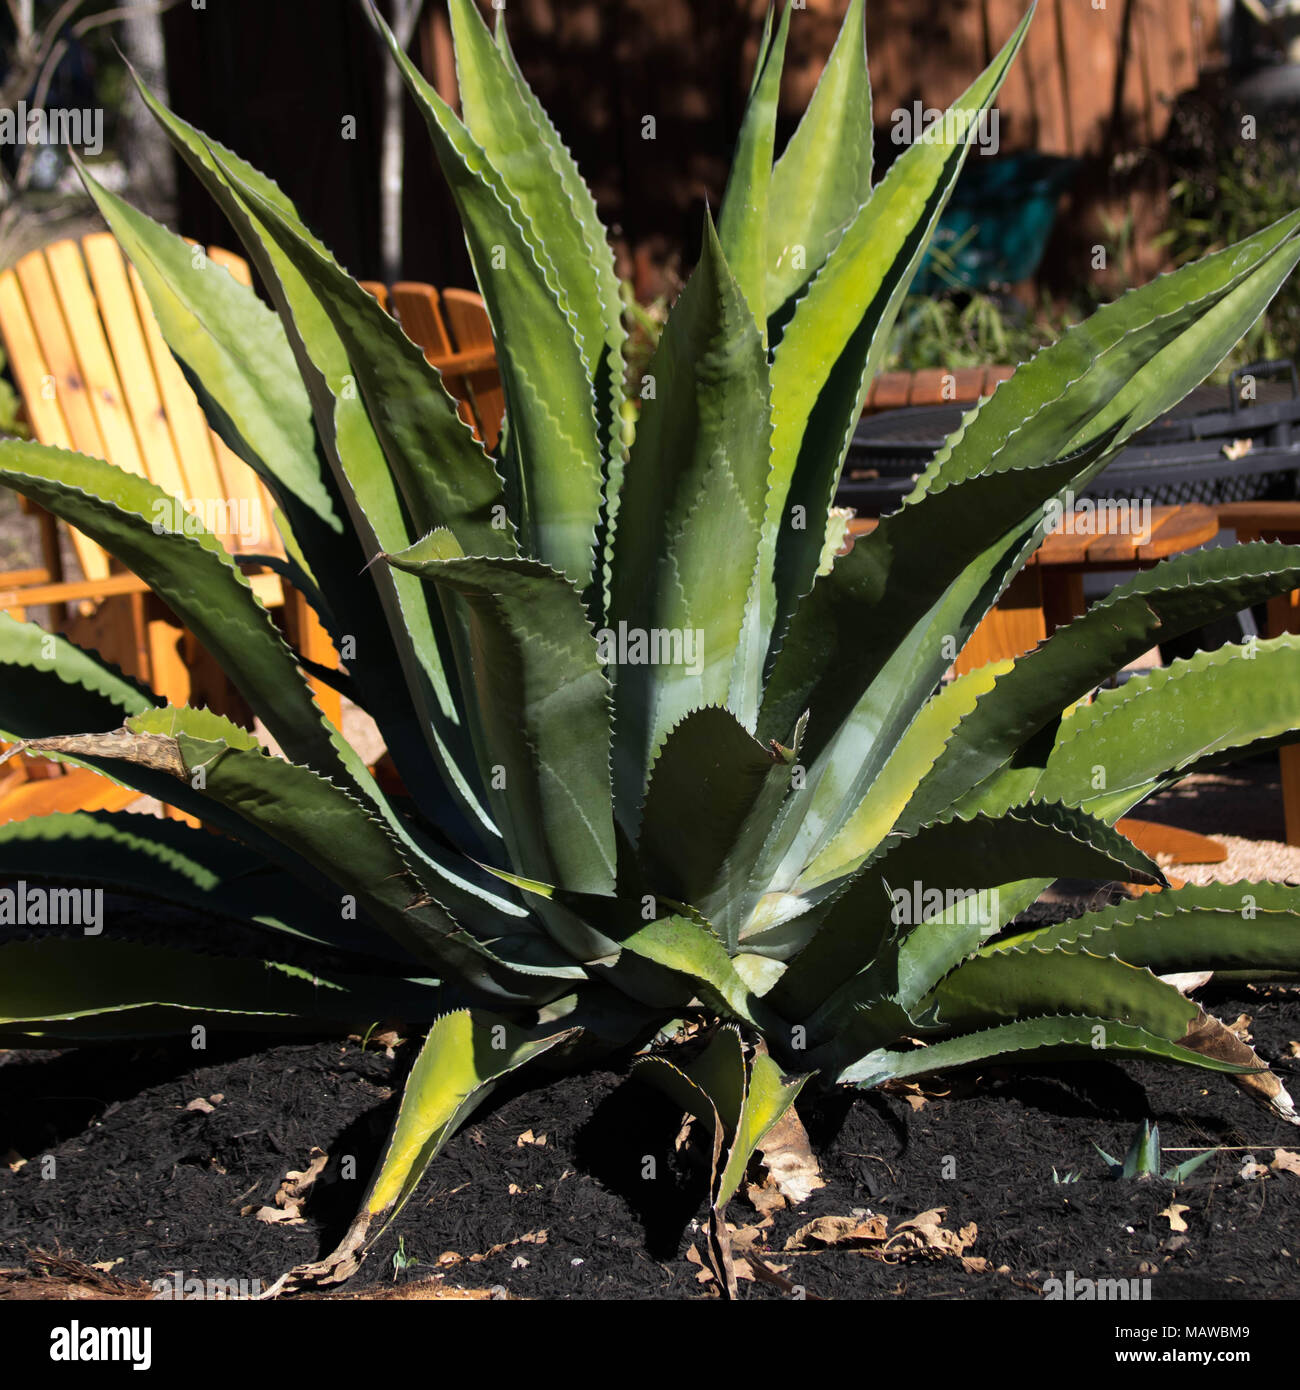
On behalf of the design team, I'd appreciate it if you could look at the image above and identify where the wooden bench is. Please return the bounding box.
[0,234,501,823]
[861,365,1015,415]
[1216,501,1300,846]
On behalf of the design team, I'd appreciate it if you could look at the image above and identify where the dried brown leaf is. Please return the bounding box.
[756,1105,824,1206]
[1159,1203,1190,1233]
[784,1214,888,1250]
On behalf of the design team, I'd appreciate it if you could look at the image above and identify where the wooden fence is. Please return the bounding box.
[164,1,1224,290]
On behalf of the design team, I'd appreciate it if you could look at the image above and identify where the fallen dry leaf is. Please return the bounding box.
[784,1213,888,1250]
[960,1256,991,1273]
[245,1147,329,1225]
[348,1027,403,1058]
[1159,1202,1190,1233]
[1227,1014,1253,1042]
[755,1101,824,1205]
[90,1259,123,1274]
[185,1097,215,1115]
[4,1149,26,1173]
[781,1206,976,1261]
[469,1230,547,1264]
[515,1129,547,1148]
[1287,1041,1300,1059]
[1272,1149,1300,1177]
[884,1208,977,1258]
[1222,438,1254,460]
[745,1178,786,1223]
[685,1244,714,1285]
[900,1085,929,1113]
[1240,1158,1270,1180]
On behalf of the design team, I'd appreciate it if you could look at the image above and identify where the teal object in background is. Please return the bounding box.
[914,153,1080,292]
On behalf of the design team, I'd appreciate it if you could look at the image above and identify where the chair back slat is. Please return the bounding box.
[440,287,503,451]
[81,233,190,506]
[44,240,147,481]
[0,239,501,590]
[125,259,224,522]
[6,250,113,581]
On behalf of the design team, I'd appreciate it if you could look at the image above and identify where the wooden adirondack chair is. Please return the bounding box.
[0,232,502,824]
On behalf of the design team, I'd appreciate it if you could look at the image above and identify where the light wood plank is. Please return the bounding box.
[44,240,147,479]
[82,233,188,501]
[126,260,232,546]
[441,288,504,450]
[201,244,282,558]
[11,250,114,582]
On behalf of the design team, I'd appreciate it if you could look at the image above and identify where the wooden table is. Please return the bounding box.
[844,504,1220,675]
[1217,502,1300,845]
[844,503,1228,871]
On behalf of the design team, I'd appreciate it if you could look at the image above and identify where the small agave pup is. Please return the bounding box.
[4,0,1300,1296]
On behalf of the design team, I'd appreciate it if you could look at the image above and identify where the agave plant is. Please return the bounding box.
[4,0,1300,1295]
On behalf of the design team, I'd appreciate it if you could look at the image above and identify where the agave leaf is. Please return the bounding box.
[994,879,1300,974]
[0,810,404,960]
[756,438,1116,893]
[761,9,1031,655]
[233,179,514,561]
[0,442,357,786]
[620,916,763,1026]
[0,936,440,1029]
[383,537,616,899]
[922,948,1199,1041]
[766,0,872,333]
[772,802,1162,1027]
[0,611,159,739]
[685,1025,749,1133]
[131,71,492,843]
[639,706,802,949]
[19,707,571,1003]
[717,1045,809,1208]
[717,0,791,338]
[1165,1149,1217,1182]
[906,542,1300,826]
[761,214,1300,889]
[1132,1122,1161,1179]
[910,210,1300,504]
[840,1014,1257,1087]
[609,215,772,819]
[762,210,1300,756]
[452,0,626,468]
[279,1009,576,1290]
[76,158,338,535]
[790,659,1010,891]
[364,1010,575,1227]
[1034,636,1300,820]
[637,1028,805,1294]
[491,18,628,598]
[371,6,603,593]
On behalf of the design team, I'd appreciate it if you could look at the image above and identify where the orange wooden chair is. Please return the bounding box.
[0,233,502,824]
[360,278,504,452]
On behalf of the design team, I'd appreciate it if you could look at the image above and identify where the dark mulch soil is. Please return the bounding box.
[2,973,1299,1300]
